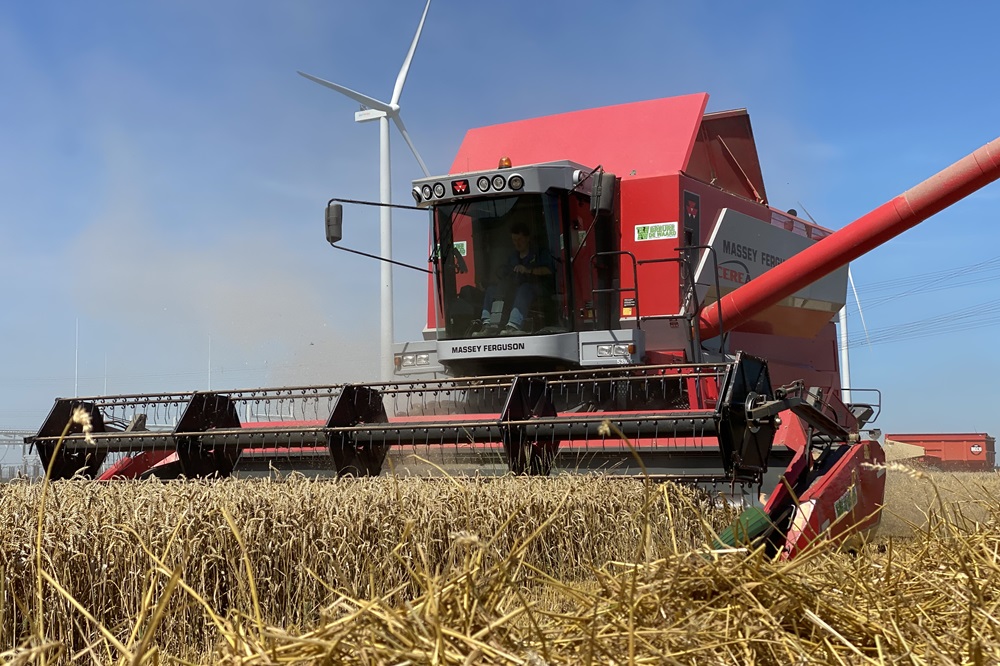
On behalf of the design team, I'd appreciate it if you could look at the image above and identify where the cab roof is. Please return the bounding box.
[450,93,767,202]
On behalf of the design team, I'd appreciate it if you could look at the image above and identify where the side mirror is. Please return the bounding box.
[590,171,617,216]
[325,203,343,244]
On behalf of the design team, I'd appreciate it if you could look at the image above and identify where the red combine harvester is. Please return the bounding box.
[27,94,1000,557]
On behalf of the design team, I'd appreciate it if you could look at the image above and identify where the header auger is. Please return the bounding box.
[27,93,1000,558]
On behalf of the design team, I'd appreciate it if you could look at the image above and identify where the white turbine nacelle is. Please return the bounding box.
[356,108,388,122]
[299,0,433,382]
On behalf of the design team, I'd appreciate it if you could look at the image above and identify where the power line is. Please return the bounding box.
[845,255,1000,315]
[846,296,1000,347]
[837,253,1000,348]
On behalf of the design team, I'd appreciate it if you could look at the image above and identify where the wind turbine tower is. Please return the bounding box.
[299,0,433,381]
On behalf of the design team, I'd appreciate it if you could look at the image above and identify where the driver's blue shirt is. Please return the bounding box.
[503,247,556,279]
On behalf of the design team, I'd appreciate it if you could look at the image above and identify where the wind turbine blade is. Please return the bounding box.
[391,0,431,105]
[848,266,873,350]
[297,71,392,112]
[392,114,431,177]
[838,305,851,404]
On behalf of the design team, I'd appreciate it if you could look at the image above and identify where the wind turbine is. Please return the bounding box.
[299,0,433,381]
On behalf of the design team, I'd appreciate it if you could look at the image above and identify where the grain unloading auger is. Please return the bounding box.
[26,95,1000,556]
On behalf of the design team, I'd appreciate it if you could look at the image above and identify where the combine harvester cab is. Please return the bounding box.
[27,94,1000,557]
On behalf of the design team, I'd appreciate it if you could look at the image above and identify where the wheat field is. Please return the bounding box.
[1,466,998,664]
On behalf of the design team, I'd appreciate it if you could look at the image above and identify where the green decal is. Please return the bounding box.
[634,222,678,242]
[834,486,857,518]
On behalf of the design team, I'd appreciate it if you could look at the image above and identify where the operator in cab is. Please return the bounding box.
[473,222,555,336]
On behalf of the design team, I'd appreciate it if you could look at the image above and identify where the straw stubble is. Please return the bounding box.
[1,469,998,664]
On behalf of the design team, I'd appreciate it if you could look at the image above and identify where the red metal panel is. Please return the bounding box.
[727,323,843,401]
[450,95,709,178]
[618,175,682,318]
[98,450,173,480]
[687,109,768,204]
[679,175,769,244]
[761,415,810,521]
[425,264,438,333]
[886,433,995,469]
[781,441,886,559]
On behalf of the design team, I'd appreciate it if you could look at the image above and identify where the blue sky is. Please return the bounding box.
[2,1,999,464]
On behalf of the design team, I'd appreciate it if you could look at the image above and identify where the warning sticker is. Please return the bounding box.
[634,222,678,242]
[834,485,858,518]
